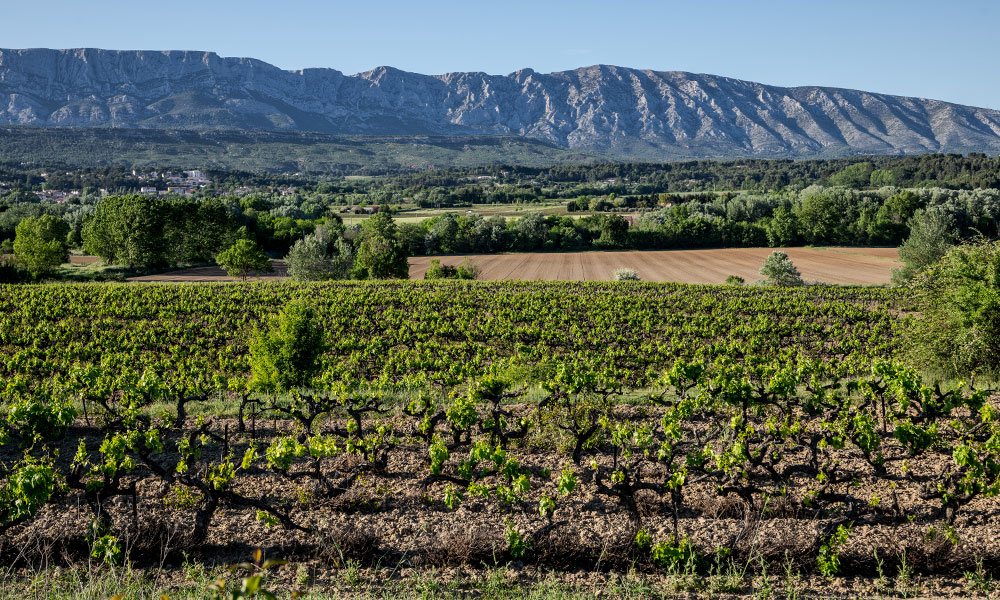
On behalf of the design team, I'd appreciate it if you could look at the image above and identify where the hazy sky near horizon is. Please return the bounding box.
[3,0,998,108]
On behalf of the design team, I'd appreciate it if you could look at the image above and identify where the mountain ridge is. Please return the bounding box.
[1,47,999,159]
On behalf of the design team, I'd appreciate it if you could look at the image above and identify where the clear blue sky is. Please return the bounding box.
[4,0,998,108]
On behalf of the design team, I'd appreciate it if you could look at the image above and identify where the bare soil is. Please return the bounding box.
[410,247,900,285]
[68,255,100,265]
[121,248,899,285]
[4,406,996,598]
[128,260,289,282]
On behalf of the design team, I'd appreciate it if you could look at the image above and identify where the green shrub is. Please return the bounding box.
[455,258,480,280]
[0,455,56,529]
[5,390,77,443]
[249,300,327,393]
[817,524,851,579]
[505,524,530,559]
[650,535,697,570]
[893,208,955,284]
[424,259,458,280]
[614,268,640,281]
[425,258,480,280]
[906,239,1000,381]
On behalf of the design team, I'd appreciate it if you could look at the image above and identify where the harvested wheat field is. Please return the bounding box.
[409,247,901,285]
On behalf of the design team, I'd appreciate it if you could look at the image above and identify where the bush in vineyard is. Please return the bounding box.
[250,300,327,394]
[906,239,1000,383]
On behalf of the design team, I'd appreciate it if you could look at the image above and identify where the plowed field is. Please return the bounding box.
[124,247,899,284]
[408,247,900,285]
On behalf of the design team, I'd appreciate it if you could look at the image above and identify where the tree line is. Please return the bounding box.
[385,152,1000,193]
[3,184,999,282]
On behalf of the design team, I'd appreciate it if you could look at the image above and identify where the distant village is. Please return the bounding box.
[29,170,214,202]
[0,169,307,203]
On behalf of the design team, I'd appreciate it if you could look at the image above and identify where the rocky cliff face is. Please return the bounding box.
[2,48,999,158]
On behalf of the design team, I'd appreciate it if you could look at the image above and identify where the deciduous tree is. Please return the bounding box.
[759,251,803,286]
[217,238,273,281]
[13,215,69,276]
[355,213,408,279]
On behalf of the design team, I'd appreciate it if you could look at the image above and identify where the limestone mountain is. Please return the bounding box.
[2,48,999,159]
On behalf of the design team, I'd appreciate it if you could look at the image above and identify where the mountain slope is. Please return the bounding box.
[2,48,999,159]
[0,127,602,174]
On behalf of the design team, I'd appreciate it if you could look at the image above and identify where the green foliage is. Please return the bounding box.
[796,192,847,244]
[443,483,463,509]
[594,214,630,247]
[83,194,164,267]
[0,455,55,529]
[4,389,77,443]
[217,239,273,281]
[893,208,956,283]
[764,206,799,246]
[82,194,233,268]
[759,251,803,286]
[634,528,653,551]
[906,239,1000,380]
[650,535,698,570]
[428,436,449,475]
[13,215,69,276]
[424,259,457,280]
[256,510,280,528]
[455,258,480,280]
[870,168,898,187]
[613,268,641,281]
[828,162,874,187]
[817,524,851,579]
[538,493,556,518]
[556,467,577,495]
[90,533,123,565]
[883,191,924,224]
[286,231,353,281]
[505,524,530,559]
[355,212,409,279]
[250,300,328,393]
[964,556,993,593]
[724,274,745,286]
[424,258,480,280]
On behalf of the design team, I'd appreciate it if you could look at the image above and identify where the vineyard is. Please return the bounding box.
[1,281,999,597]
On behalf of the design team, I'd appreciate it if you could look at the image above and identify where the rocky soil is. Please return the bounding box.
[3,408,999,598]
